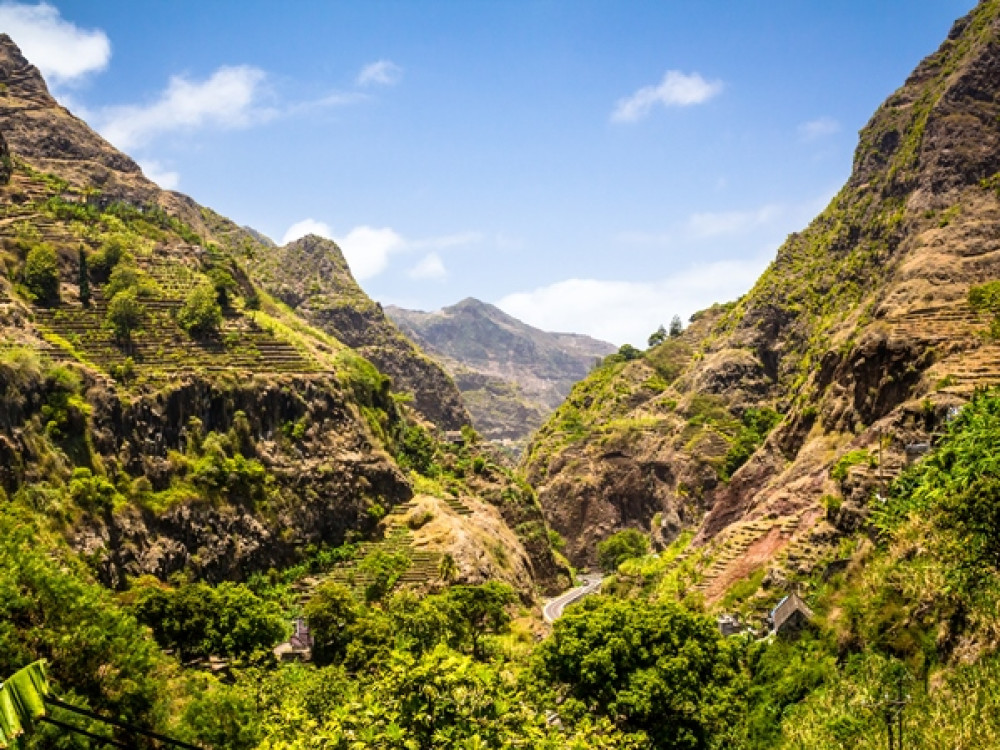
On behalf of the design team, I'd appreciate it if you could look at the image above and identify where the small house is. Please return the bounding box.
[771,592,813,637]
[274,617,314,662]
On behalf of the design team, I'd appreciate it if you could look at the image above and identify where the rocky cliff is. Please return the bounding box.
[387,298,615,445]
[525,0,1000,590]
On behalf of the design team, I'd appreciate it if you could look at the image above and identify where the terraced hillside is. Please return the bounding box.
[525,0,1000,604]
[0,33,568,599]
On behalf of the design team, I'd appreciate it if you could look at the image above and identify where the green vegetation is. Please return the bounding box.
[178,282,223,335]
[537,598,743,748]
[721,407,782,480]
[22,244,59,304]
[104,287,145,342]
[129,579,286,662]
[596,528,650,572]
[77,246,90,306]
[969,280,1000,338]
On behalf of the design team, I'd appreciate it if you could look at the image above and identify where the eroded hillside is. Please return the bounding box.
[525,0,1000,592]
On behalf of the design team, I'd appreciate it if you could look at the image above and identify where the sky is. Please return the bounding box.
[0,0,978,346]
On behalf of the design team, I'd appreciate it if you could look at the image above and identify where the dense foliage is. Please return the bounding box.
[596,528,649,572]
[537,597,744,748]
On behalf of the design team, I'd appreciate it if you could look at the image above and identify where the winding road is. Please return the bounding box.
[543,573,603,623]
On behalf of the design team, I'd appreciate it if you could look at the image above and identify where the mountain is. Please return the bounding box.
[243,233,472,431]
[525,0,1000,584]
[387,298,616,445]
[0,33,567,596]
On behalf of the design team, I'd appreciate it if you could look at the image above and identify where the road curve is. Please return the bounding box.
[543,573,603,624]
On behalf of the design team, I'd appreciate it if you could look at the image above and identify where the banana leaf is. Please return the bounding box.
[0,661,50,749]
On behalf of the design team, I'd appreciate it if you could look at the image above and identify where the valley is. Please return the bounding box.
[2,1,1000,748]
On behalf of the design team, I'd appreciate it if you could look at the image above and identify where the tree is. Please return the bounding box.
[104,262,153,299]
[177,282,222,335]
[207,267,238,308]
[669,314,684,337]
[596,528,649,572]
[131,580,285,661]
[444,582,516,659]
[78,246,90,307]
[617,343,642,361]
[535,598,744,748]
[23,244,60,304]
[304,581,362,666]
[104,288,145,343]
[648,325,667,348]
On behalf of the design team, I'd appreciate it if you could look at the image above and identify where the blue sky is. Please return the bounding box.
[0,1,976,345]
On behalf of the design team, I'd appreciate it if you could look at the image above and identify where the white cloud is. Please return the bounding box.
[616,203,784,247]
[612,70,722,123]
[96,65,271,150]
[409,252,447,280]
[356,60,402,87]
[0,2,109,84]
[497,255,770,347]
[336,225,406,280]
[798,116,840,141]
[282,219,479,280]
[281,218,333,245]
[138,160,179,190]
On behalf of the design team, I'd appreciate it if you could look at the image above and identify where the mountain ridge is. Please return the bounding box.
[387,297,616,444]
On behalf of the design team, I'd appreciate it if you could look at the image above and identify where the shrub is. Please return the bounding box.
[104,289,145,342]
[130,580,285,661]
[596,528,649,572]
[104,262,156,299]
[207,267,238,307]
[178,282,222,335]
[23,243,60,304]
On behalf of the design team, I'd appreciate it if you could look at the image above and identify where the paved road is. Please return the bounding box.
[543,573,603,623]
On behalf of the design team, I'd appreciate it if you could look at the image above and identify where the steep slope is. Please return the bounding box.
[387,298,616,444]
[246,234,472,431]
[525,0,1000,583]
[0,35,566,597]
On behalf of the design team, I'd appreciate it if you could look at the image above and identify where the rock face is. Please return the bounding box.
[247,234,472,431]
[0,34,149,200]
[526,1,1000,585]
[387,298,616,445]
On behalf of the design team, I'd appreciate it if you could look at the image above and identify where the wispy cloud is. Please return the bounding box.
[798,116,840,141]
[96,66,273,150]
[409,252,447,280]
[498,254,771,347]
[357,59,402,87]
[409,231,484,250]
[137,159,180,190]
[686,204,783,239]
[612,70,722,123]
[0,2,109,85]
